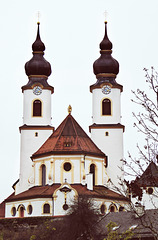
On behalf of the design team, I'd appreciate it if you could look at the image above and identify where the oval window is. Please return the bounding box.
[100,204,106,214]
[27,205,33,215]
[63,204,69,211]
[147,187,153,195]
[11,207,16,216]
[64,162,72,171]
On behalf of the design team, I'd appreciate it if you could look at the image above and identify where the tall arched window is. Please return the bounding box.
[41,164,46,186]
[90,164,96,186]
[33,99,42,117]
[43,203,50,213]
[102,98,111,115]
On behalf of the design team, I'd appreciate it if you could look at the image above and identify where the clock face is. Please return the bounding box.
[33,86,42,95]
[102,85,111,95]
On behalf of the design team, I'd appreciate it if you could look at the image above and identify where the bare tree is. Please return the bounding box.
[111,67,158,239]
[60,195,100,240]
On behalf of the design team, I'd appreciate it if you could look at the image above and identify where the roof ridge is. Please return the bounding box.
[70,115,82,150]
[53,114,70,149]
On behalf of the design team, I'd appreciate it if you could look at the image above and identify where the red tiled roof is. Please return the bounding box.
[5,184,129,203]
[0,201,5,218]
[32,114,106,159]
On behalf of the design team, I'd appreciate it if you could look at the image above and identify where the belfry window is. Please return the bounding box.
[102,98,111,115]
[33,99,42,117]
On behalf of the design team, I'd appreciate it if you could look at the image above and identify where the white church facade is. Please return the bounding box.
[2,21,130,218]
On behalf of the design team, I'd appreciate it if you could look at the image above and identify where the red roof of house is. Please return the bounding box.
[0,201,5,218]
[5,184,129,203]
[32,113,106,159]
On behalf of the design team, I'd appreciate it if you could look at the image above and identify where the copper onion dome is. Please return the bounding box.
[93,22,119,77]
[25,22,51,77]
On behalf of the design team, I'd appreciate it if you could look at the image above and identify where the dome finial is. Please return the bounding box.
[93,21,119,78]
[25,22,51,77]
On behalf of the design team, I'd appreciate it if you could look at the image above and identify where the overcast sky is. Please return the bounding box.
[0,0,158,203]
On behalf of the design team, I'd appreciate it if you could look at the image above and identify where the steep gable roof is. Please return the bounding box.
[32,114,106,159]
[135,162,158,187]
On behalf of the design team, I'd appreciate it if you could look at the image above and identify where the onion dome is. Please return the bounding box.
[25,22,51,77]
[93,22,119,77]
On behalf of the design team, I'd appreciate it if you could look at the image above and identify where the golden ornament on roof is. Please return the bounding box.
[68,105,72,114]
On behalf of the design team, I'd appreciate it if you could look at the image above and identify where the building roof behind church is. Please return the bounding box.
[97,209,158,239]
[32,113,106,159]
[135,162,158,187]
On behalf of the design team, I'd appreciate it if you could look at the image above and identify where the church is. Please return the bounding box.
[1,21,130,218]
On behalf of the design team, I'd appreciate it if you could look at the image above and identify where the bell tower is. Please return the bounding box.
[16,22,54,194]
[89,22,124,188]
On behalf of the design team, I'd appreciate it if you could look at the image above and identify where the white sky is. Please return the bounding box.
[0,0,158,203]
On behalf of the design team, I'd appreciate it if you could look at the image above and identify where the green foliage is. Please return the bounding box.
[0,232,3,240]
[30,235,36,240]
[104,221,134,240]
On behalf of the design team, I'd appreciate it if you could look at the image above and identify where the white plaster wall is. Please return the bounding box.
[54,157,81,184]
[33,156,81,186]
[5,198,52,218]
[23,89,52,125]
[131,188,158,210]
[53,189,76,216]
[34,158,53,186]
[5,196,129,218]
[16,129,53,194]
[85,157,104,186]
[94,198,127,214]
[92,88,121,124]
[91,128,124,188]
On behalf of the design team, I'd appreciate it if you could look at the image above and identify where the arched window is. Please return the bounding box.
[109,204,117,213]
[102,98,111,115]
[43,203,50,213]
[90,164,96,186]
[119,206,124,212]
[19,206,25,217]
[33,99,42,117]
[41,164,46,186]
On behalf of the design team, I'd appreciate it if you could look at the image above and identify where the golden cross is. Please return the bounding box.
[104,11,108,22]
[37,11,40,24]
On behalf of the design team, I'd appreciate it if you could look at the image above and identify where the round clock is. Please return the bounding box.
[33,86,42,95]
[102,85,111,95]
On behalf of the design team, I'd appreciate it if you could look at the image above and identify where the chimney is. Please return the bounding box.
[134,202,145,218]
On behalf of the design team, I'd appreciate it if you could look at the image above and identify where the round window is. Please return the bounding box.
[64,162,72,171]
[63,204,69,211]
[27,205,33,215]
[147,187,153,195]
[11,207,16,216]
[119,206,124,212]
